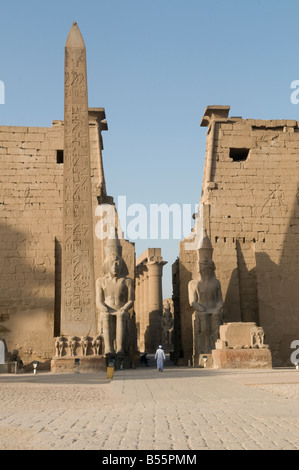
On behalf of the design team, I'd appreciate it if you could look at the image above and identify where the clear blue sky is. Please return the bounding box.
[1,0,299,298]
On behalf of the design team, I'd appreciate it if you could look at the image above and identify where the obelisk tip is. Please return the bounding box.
[65,22,85,48]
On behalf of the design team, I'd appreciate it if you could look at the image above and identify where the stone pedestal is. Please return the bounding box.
[212,348,272,369]
[219,322,258,348]
[212,322,272,368]
[51,355,106,373]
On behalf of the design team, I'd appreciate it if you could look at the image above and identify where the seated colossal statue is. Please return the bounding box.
[96,234,134,355]
[188,230,223,357]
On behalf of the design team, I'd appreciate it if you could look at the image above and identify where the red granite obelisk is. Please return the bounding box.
[60,22,96,337]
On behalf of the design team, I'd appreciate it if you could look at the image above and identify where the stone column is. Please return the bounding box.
[135,266,142,351]
[139,266,145,352]
[143,269,149,351]
[146,256,167,351]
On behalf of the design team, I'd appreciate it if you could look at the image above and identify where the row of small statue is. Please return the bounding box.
[55,335,102,358]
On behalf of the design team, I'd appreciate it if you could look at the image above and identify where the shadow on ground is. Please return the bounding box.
[0,357,297,386]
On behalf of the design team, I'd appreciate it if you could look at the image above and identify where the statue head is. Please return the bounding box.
[109,254,123,278]
[198,229,213,260]
[199,257,216,279]
[101,227,129,277]
[102,253,125,279]
[197,229,215,279]
[105,227,122,257]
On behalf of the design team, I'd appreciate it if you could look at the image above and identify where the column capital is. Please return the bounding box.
[136,264,145,278]
[146,256,167,267]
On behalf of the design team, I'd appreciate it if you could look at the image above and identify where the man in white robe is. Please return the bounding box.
[155,345,165,372]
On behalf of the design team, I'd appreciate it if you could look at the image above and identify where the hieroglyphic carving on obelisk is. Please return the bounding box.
[60,22,96,337]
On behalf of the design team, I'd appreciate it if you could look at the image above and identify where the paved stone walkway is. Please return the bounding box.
[1,362,299,450]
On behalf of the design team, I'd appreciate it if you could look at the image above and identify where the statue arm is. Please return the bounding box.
[188,280,206,312]
[96,278,109,313]
[214,281,224,313]
[120,278,134,312]
[192,302,206,312]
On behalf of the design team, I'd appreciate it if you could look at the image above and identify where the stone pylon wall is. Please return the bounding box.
[0,114,134,367]
[0,122,64,366]
[175,106,299,366]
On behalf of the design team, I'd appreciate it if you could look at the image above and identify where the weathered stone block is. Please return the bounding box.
[212,348,272,369]
[219,322,256,348]
[51,356,106,373]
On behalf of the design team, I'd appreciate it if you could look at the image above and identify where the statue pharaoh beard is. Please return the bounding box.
[188,230,223,355]
[96,234,134,355]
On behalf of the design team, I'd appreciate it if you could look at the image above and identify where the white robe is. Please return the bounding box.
[155,348,165,370]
